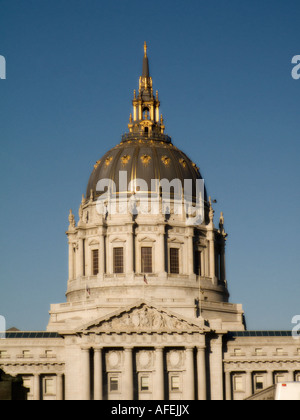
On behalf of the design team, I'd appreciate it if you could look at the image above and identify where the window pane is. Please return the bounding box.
[113,247,124,273]
[141,247,152,273]
[170,248,179,274]
[92,249,99,275]
[234,376,243,391]
[171,376,180,391]
[141,376,150,391]
[44,378,55,395]
[110,377,119,391]
[195,250,202,275]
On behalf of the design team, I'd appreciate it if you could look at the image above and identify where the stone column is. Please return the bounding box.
[185,347,195,400]
[68,242,74,280]
[209,238,216,282]
[76,237,84,278]
[154,347,165,400]
[123,348,134,400]
[245,371,252,398]
[99,232,105,275]
[209,335,223,400]
[82,348,91,400]
[186,228,194,276]
[267,370,273,387]
[157,225,166,275]
[197,346,207,401]
[33,373,40,400]
[126,224,134,274]
[94,348,103,401]
[56,373,64,400]
[225,371,231,401]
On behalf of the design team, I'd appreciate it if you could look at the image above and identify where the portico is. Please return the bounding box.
[62,301,211,401]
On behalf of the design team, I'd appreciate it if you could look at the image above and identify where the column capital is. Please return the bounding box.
[185,346,195,351]
[197,345,206,351]
[81,346,91,352]
[123,346,133,352]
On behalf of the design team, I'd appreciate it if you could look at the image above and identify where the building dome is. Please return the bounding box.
[86,136,206,201]
[86,42,207,207]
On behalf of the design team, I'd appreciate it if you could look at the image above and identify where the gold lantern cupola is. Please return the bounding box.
[127,42,167,140]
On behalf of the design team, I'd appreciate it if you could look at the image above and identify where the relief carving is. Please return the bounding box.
[90,304,197,333]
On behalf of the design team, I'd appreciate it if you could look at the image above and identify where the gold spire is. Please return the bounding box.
[144,41,147,57]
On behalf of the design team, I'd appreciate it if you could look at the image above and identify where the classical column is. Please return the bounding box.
[245,371,252,398]
[225,371,232,401]
[155,106,159,123]
[157,224,166,275]
[126,224,134,274]
[99,231,105,275]
[197,346,207,401]
[208,200,216,284]
[94,348,103,401]
[154,347,165,400]
[82,348,91,400]
[266,370,273,387]
[56,373,64,400]
[209,237,216,283]
[185,347,195,400]
[123,348,134,400]
[209,335,223,400]
[33,373,40,400]
[186,228,194,276]
[68,242,74,280]
[76,237,84,278]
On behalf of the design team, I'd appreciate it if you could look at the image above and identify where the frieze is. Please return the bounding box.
[75,301,209,340]
[83,303,202,334]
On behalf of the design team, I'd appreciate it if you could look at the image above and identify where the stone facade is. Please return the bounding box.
[1,44,299,400]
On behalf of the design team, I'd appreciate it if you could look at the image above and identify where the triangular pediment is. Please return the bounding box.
[77,300,208,334]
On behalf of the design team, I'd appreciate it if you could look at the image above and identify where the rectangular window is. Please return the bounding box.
[22,350,31,358]
[110,377,119,392]
[141,247,152,273]
[140,376,150,391]
[195,250,202,276]
[113,247,124,274]
[92,249,99,275]
[170,375,180,391]
[170,248,179,274]
[44,378,55,395]
[0,350,8,359]
[255,376,264,390]
[234,375,244,392]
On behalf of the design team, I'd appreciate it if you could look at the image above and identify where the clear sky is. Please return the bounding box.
[0,0,299,331]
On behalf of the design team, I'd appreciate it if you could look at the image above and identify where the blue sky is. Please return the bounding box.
[0,0,299,331]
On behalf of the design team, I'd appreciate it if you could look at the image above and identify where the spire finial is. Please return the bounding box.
[144,41,147,57]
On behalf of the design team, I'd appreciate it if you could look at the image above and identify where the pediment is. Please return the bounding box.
[78,301,208,334]
[139,236,156,243]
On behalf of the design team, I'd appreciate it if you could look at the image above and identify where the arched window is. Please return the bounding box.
[143,107,149,120]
